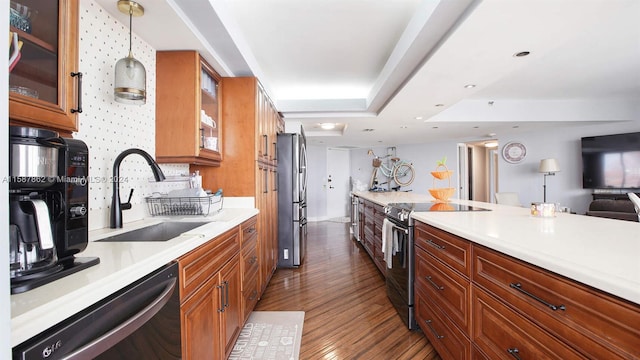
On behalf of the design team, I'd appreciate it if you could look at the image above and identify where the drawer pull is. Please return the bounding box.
[426,239,445,250]
[510,283,566,311]
[507,348,522,360]
[245,227,256,234]
[426,276,444,291]
[424,319,445,339]
[248,256,258,265]
[248,290,258,301]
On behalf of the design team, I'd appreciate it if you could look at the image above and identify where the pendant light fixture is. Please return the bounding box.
[114,0,146,105]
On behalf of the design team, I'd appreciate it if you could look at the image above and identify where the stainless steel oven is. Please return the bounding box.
[13,263,181,360]
[383,211,416,330]
[383,202,489,330]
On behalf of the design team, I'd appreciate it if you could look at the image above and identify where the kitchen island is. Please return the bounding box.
[353,191,639,359]
[10,208,258,348]
[352,191,639,305]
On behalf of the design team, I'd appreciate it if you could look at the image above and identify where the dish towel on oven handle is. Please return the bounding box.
[382,218,399,268]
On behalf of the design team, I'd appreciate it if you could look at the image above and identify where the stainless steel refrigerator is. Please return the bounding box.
[277,130,308,267]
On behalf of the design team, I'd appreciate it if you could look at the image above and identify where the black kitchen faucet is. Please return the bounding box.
[110,148,166,228]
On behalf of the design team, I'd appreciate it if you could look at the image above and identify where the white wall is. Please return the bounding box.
[76,1,190,230]
[334,120,640,216]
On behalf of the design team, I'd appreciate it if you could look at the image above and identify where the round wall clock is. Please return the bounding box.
[502,141,527,163]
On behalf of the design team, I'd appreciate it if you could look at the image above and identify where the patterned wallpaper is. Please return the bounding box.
[76,1,190,230]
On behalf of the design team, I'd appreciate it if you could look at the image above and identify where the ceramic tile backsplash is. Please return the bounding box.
[76,1,190,230]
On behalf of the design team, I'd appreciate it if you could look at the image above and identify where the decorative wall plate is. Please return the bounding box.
[502,141,527,163]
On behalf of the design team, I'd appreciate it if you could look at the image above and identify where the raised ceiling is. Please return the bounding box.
[95,0,640,147]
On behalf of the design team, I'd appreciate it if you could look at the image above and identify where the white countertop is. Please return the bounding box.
[353,191,640,306]
[10,208,259,347]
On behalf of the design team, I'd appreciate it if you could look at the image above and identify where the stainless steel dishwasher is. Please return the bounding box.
[13,262,181,360]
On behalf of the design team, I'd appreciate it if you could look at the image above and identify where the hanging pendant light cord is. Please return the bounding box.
[128,7,133,57]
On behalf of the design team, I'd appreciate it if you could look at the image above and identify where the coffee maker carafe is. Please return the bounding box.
[9,126,99,294]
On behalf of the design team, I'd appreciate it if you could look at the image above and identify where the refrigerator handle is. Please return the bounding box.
[300,142,308,196]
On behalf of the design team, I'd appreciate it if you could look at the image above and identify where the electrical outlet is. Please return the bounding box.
[284,249,289,259]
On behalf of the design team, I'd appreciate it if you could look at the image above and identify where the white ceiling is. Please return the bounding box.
[95,0,640,147]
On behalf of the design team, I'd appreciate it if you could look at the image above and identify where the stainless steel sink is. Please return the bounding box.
[97,222,210,242]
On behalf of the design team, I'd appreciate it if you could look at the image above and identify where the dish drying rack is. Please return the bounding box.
[145,193,223,216]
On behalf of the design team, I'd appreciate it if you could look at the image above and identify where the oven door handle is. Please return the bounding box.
[62,277,177,360]
[389,222,408,235]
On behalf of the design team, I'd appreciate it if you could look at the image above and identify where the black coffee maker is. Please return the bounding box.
[9,126,99,294]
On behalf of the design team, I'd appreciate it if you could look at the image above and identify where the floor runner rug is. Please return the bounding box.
[229,311,305,360]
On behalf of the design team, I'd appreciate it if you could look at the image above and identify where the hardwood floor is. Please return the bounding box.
[255,221,441,359]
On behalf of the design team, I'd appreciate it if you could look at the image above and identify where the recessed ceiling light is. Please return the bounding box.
[363,128,375,132]
[512,125,519,129]
[464,84,476,89]
[432,126,439,129]
[435,104,444,107]
[320,123,335,130]
[400,125,408,129]
[484,141,498,148]
[513,51,530,57]
[415,116,423,120]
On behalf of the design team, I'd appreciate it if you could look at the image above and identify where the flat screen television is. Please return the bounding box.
[581,132,640,189]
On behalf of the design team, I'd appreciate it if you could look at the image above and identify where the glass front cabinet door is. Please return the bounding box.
[9,0,81,133]
[156,51,222,166]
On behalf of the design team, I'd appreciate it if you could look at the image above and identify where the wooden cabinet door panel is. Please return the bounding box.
[181,279,221,360]
[9,0,79,133]
[415,247,471,334]
[473,288,586,360]
[473,245,640,360]
[414,222,471,277]
[178,228,239,301]
[221,257,242,359]
[415,287,471,360]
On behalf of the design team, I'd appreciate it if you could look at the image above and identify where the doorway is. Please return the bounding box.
[326,148,351,220]
[457,140,499,203]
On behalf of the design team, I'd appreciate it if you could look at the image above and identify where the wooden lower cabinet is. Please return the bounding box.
[359,199,386,275]
[240,216,260,322]
[178,227,243,360]
[415,286,471,360]
[414,220,640,360]
[472,287,585,359]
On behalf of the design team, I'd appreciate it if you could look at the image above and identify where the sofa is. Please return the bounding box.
[586,199,639,222]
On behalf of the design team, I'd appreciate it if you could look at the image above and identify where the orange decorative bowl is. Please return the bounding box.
[429,188,455,202]
[430,170,453,180]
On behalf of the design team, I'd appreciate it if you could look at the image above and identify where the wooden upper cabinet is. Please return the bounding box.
[9,0,80,134]
[156,51,222,166]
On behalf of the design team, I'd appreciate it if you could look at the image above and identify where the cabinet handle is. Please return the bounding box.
[217,284,225,312]
[248,290,258,301]
[263,134,268,157]
[424,320,444,339]
[199,128,205,149]
[272,142,277,161]
[263,168,268,194]
[507,348,522,360]
[248,256,258,265]
[426,239,445,250]
[245,227,256,235]
[509,283,566,311]
[426,276,444,291]
[224,281,230,309]
[70,72,83,113]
